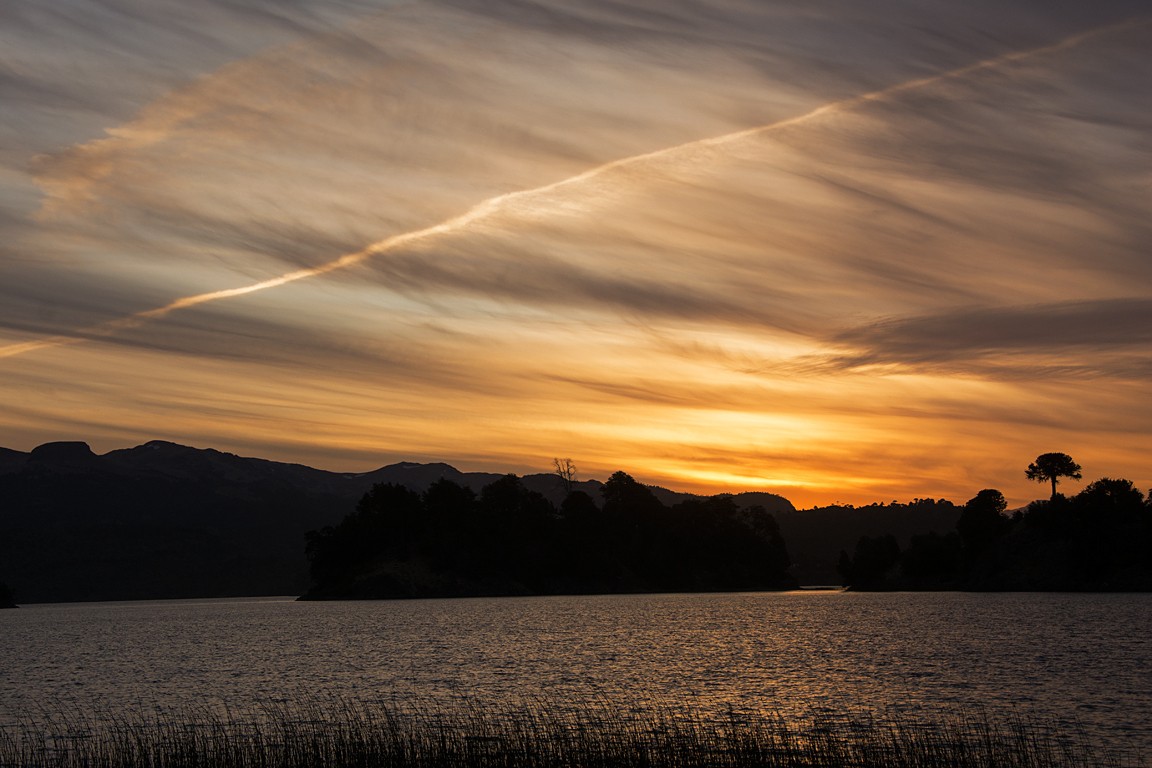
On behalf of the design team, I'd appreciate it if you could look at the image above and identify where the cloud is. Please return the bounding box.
[824,298,1152,375]
[2,0,1150,504]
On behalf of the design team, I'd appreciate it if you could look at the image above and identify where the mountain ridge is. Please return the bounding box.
[0,440,796,603]
[0,439,795,512]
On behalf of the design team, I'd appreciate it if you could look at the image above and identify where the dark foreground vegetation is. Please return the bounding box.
[0,441,793,602]
[778,498,960,585]
[303,471,795,598]
[0,699,1137,768]
[839,455,1152,591]
[5,442,1149,600]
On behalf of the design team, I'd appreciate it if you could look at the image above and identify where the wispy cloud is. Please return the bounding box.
[1,0,1149,506]
[823,298,1152,373]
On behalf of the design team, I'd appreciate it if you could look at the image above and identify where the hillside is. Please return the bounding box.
[1,439,977,602]
[0,440,798,602]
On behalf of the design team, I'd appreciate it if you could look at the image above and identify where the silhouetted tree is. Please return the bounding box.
[422,479,479,571]
[836,550,854,586]
[601,471,662,516]
[555,490,624,591]
[355,482,424,559]
[900,531,962,584]
[841,535,901,587]
[956,489,1008,555]
[738,504,793,587]
[304,469,798,599]
[560,490,598,520]
[601,471,665,576]
[1073,478,1145,520]
[304,482,424,594]
[1024,494,1074,530]
[478,474,556,586]
[1026,452,1082,500]
[552,458,578,496]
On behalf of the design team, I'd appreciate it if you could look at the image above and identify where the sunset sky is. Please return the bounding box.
[2,0,1150,508]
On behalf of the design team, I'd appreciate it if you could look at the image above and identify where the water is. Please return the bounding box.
[2,591,1150,756]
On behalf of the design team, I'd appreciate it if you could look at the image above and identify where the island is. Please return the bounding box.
[301,471,797,599]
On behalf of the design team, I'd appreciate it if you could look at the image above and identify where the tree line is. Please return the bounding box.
[302,471,795,599]
[839,453,1152,591]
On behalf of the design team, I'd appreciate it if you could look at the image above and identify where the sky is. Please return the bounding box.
[2,0,1150,508]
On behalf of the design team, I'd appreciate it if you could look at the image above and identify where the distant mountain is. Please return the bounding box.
[1,441,353,603]
[0,440,794,603]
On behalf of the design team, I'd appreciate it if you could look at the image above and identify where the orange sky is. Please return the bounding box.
[2,0,1150,509]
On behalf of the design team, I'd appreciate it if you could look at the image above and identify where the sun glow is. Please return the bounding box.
[2,1,1150,506]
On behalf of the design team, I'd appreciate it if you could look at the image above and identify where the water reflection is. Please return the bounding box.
[1,592,1149,755]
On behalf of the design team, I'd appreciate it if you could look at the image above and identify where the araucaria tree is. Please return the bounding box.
[1025,452,1082,500]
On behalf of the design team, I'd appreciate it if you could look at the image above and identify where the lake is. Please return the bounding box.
[1,591,1149,758]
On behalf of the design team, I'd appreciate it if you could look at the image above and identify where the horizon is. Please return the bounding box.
[0,435,1107,510]
[2,0,1150,510]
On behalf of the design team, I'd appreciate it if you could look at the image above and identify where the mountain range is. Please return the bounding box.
[0,440,797,603]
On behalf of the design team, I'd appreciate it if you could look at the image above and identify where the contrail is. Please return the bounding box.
[0,18,1140,360]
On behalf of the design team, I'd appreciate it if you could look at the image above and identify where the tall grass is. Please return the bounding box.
[0,697,1140,768]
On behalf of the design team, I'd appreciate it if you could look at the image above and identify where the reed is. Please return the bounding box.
[0,697,1139,768]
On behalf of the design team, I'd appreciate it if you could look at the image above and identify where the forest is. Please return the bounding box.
[301,471,796,599]
[306,453,1152,598]
[3,441,1148,603]
[839,455,1152,591]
